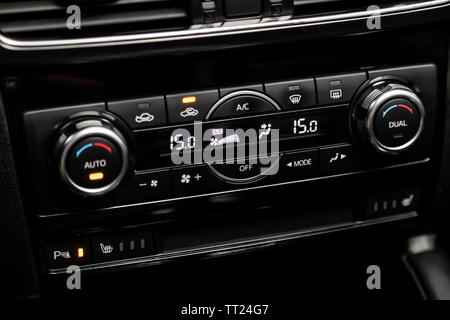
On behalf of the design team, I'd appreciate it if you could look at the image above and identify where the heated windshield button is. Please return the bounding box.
[265,78,316,109]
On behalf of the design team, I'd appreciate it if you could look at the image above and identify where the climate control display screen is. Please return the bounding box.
[135,106,349,170]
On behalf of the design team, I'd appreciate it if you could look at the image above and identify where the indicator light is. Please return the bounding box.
[89,172,104,181]
[77,248,84,258]
[182,96,196,104]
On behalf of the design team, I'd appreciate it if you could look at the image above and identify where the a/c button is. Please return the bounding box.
[208,94,278,120]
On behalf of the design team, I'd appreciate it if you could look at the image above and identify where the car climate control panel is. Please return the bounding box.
[21,64,436,216]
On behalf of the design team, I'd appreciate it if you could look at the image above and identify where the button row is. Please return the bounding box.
[116,144,359,204]
[43,230,155,269]
[106,72,367,130]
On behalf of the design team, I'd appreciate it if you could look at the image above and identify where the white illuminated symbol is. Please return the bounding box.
[135,112,155,123]
[181,174,191,184]
[212,128,223,135]
[289,94,302,104]
[53,250,71,260]
[330,89,343,100]
[150,180,158,187]
[100,243,113,254]
[194,174,202,181]
[401,194,414,207]
[236,103,250,111]
[259,123,272,139]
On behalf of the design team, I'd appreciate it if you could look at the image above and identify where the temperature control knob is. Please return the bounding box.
[352,79,425,154]
[53,116,129,196]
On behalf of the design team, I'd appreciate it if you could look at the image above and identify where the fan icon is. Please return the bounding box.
[181,174,191,184]
[150,180,158,187]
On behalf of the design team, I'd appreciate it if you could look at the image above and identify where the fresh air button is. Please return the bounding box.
[208,94,278,120]
[67,137,122,189]
[108,96,167,129]
[43,239,91,269]
[273,150,319,182]
[319,144,358,175]
[265,78,316,109]
[171,165,224,196]
[373,99,421,148]
[166,89,219,124]
[116,170,170,204]
[316,72,367,105]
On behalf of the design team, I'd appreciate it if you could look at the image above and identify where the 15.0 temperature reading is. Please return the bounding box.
[170,133,196,150]
[293,118,319,135]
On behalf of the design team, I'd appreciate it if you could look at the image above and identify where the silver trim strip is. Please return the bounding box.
[37,156,430,218]
[46,211,418,274]
[1,0,449,51]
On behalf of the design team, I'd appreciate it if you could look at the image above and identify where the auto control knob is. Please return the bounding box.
[352,78,425,154]
[53,115,129,196]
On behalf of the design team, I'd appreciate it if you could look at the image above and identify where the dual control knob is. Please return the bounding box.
[352,78,425,154]
[53,116,130,197]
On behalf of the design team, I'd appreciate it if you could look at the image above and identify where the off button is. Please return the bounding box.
[66,137,122,189]
[373,98,422,148]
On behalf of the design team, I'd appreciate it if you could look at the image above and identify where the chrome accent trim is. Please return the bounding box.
[38,157,430,218]
[1,0,449,51]
[365,88,425,154]
[58,125,129,197]
[206,90,282,184]
[46,211,418,274]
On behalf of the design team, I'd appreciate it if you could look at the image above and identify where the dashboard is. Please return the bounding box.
[2,0,450,305]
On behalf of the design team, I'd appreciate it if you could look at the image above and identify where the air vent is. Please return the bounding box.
[0,0,189,41]
[293,0,434,17]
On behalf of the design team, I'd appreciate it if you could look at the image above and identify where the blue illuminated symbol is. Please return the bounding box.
[76,143,92,158]
[382,104,413,118]
[382,105,398,118]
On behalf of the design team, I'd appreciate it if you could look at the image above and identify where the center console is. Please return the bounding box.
[16,62,437,273]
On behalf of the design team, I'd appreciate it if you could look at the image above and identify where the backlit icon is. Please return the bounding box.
[330,89,343,100]
[150,180,158,187]
[135,112,155,123]
[210,133,240,146]
[401,194,414,207]
[53,250,71,260]
[329,152,347,163]
[194,173,202,181]
[181,174,191,184]
[236,103,250,112]
[77,248,85,258]
[212,128,223,135]
[182,96,197,104]
[180,107,199,118]
[289,94,302,105]
[100,243,114,254]
[259,123,272,139]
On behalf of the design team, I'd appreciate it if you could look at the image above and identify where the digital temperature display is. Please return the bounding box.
[292,117,319,135]
[134,108,347,171]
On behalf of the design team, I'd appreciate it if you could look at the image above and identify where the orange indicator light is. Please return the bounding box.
[182,96,196,104]
[77,248,84,258]
[89,172,104,181]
